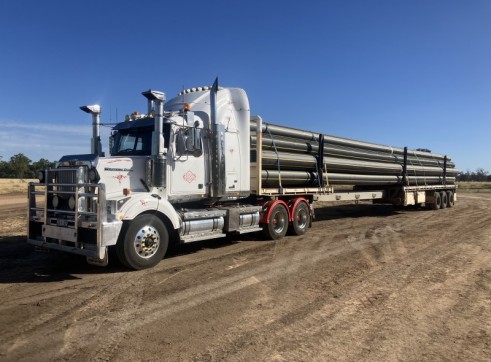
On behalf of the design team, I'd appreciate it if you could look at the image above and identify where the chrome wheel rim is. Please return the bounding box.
[134,225,160,259]
[296,207,308,229]
[272,210,286,234]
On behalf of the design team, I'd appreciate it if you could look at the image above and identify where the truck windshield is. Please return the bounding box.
[112,128,153,156]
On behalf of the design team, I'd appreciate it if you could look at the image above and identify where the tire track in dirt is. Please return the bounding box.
[1,272,145,360]
[10,228,408,361]
[185,197,491,361]
[199,234,489,361]
[120,218,430,360]
[0,241,275,360]
[1,193,491,361]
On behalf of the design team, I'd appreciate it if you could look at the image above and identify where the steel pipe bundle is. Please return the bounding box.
[252,121,450,160]
[261,170,455,187]
[251,120,458,188]
[251,135,455,168]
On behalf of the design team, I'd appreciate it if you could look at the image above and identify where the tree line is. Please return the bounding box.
[457,168,491,182]
[0,154,55,178]
[0,153,490,182]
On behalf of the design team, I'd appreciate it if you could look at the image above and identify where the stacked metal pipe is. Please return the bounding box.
[250,120,458,188]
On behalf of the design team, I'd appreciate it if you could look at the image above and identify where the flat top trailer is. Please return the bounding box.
[250,116,457,210]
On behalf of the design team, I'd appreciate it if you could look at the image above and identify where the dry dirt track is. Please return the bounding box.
[0,193,490,361]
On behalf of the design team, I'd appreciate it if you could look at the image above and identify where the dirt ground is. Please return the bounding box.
[0,192,490,361]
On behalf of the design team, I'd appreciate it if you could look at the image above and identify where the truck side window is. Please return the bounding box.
[176,127,203,157]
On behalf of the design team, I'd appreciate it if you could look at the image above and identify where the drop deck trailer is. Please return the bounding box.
[27,83,457,269]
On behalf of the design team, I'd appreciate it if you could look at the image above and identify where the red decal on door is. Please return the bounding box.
[113,174,127,184]
[183,171,196,183]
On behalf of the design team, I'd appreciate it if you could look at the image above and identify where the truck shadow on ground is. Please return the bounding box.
[0,235,248,283]
[0,236,129,283]
[313,203,410,221]
[0,204,424,283]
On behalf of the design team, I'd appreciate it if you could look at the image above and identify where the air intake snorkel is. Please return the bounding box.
[142,90,166,187]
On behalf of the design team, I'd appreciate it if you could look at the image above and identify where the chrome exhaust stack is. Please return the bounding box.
[80,105,103,156]
[209,78,226,199]
[142,90,166,187]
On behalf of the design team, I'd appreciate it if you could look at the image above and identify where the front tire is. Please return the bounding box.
[116,214,169,270]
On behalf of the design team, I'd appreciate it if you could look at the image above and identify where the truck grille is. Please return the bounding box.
[28,166,104,254]
[55,168,78,192]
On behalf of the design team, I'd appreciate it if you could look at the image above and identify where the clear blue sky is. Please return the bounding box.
[1,0,490,172]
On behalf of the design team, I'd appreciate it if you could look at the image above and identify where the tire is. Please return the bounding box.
[262,204,289,240]
[116,214,169,270]
[289,201,310,236]
[432,191,441,210]
[440,191,448,209]
[447,191,454,208]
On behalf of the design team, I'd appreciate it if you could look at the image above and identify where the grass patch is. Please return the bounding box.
[457,182,491,193]
[0,179,37,195]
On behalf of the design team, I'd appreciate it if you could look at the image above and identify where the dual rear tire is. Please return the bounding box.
[262,204,289,240]
[262,201,310,240]
[430,191,454,210]
[290,201,310,236]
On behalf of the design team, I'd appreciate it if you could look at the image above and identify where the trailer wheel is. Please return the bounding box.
[263,204,288,240]
[432,191,442,210]
[289,201,310,236]
[116,214,169,270]
[440,191,448,209]
[447,191,454,208]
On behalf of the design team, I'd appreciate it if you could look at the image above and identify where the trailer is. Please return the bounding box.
[27,80,457,269]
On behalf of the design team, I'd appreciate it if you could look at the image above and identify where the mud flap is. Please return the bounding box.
[86,248,108,267]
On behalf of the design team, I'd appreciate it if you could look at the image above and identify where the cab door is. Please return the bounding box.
[168,127,206,200]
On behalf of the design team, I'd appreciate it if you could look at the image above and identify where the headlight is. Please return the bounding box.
[52,195,59,208]
[88,167,99,183]
[38,170,45,183]
[68,196,76,210]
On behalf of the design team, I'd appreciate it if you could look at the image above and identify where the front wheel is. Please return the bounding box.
[116,214,169,270]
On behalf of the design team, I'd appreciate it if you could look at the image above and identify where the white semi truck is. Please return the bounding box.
[28,80,457,269]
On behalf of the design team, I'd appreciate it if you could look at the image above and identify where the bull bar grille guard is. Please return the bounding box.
[27,166,110,259]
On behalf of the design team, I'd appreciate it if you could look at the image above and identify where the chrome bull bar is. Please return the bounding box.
[27,167,122,261]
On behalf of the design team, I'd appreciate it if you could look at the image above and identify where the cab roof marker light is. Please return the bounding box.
[178,85,213,96]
